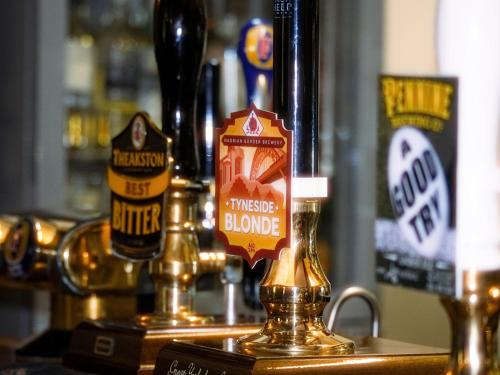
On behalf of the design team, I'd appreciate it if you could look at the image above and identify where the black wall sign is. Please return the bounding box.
[376,75,458,296]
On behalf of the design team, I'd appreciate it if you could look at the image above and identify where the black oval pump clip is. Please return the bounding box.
[108,111,172,261]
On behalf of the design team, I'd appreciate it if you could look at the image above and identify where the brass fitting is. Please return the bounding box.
[0,215,142,330]
[441,270,500,375]
[137,179,214,327]
[3,216,75,281]
[50,293,136,330]
[57,217,142,295]
[237,199,354,355]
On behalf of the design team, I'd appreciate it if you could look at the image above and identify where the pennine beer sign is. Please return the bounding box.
[376,75,457,295]
[216,105,291,267]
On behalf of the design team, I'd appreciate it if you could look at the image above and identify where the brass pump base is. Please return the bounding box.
[441,270,500,375]
[237,199,354,356]
[136,309,213,328]
[136,179,214,328]
[237,317,354,356]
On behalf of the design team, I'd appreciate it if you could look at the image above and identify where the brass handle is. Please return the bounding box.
[57,217,142,296]
[326,285,381,337]
[441,270,500,374]
[2,215,77,281]
[198,250,226,274]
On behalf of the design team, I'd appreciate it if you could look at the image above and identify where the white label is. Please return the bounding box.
[387,127,449,258]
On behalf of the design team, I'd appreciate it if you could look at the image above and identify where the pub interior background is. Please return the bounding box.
[0,0,463,356]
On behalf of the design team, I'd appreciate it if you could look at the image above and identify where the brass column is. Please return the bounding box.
[238,200,354,355]
[441,271,500,375]
[237,0,353,356]
[137,180,212,326]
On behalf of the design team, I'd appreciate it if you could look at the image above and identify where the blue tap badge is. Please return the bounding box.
[238,19,273,108]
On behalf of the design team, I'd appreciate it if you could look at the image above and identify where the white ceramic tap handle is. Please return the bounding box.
[437,0,500,296]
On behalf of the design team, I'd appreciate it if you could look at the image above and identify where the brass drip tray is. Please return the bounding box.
[154,336,449,375]
[62,320,261,375]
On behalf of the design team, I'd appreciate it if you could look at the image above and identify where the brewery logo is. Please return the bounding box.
[387,126,449,258]
[216,105,292,267]
[238,20,273,108]
[381,76,454,133]
[242,22,273,70]
[243,111,264,136]
[131,116,147,150]
[257,30,272,64]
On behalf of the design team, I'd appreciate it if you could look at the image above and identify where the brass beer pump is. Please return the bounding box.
[238,198,354,355]
[135,0,212,328]
[135,178,211,327]
[236,0,354,356]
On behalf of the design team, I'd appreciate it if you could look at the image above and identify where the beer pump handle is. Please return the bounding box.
[238,19,273,109]
[196,61,220,182]
[141,0,211,327]
[154,0,207,180]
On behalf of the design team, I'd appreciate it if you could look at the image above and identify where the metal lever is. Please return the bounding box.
[326,285,381,338]
[220,254,243,325]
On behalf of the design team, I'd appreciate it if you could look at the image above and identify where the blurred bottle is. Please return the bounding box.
[94,0,142,128]
[64,0,103,212]
[64,0,96,152]
[63,0,158,214]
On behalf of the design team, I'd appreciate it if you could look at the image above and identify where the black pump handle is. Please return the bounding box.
[153,0,207,179]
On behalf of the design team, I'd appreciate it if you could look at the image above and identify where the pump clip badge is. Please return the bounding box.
[108,112,172,260]
[216,105,291,267]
